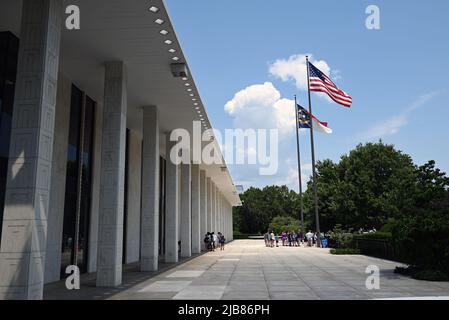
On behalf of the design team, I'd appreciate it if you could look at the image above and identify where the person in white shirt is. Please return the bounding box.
[306,230,314,247]
[212,232,217,251]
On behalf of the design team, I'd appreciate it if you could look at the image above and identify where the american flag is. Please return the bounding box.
[308,61,352,108]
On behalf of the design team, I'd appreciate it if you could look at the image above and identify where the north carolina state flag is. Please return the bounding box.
[298,105,332,134]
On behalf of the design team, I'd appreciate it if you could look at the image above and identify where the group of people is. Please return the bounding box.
[204,232,226,251]
[264,230,324,248]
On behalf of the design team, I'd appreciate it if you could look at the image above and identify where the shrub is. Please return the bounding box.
[328,224,354,248]
[392,204,449,272]
[379,218,396,233]
[330,248,361,255]
[268,216,300,234]
[233,230,257,239]
[395,266,449,282]
[353,232,392,240]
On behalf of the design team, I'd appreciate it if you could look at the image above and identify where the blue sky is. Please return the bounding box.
[166,0,449,191]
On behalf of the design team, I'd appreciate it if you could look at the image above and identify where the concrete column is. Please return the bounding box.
[199,171,207,250]
[230,203,234,241]
[225,202,228,241]
[223,200,226,240]
[219,194,223,234]
[228,203,232,240]
[224,200,228,241]
[228,203,231,241]
[180,163,191,258]
[215,185,219,234]
[191,165,201,254]
[214,186,218,233]
[165,135,179,263]
[211,182,216,233]
[44,73,70,284]
[140,106,159,271]
[206,177,212,233]
[0,0,62,300]
[96,61,128,287]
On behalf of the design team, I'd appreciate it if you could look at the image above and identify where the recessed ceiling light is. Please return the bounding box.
[168,48,176,53]
[149,6,159,13]
[182,77,188,81]
[160,29,169,35]
[172,57,179,61]
[195,106,200,110]
[192,98,196,101]
[189,94,194,97]
[155,19,164,25]
[187,88,192,92]
[185,83,190,86]
[164,39,173,45]
[194,103,198,106]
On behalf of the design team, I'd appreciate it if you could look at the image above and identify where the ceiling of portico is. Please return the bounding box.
[0,0,241,206]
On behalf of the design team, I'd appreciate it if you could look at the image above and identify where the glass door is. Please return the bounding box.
[61,85,95,276]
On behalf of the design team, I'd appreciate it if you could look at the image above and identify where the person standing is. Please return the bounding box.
[275,233,279,247]
[212,232,217,251]
[306,230,314,247]
[270,231,275,248]
[204,233,210,251]
[219,233,226,250]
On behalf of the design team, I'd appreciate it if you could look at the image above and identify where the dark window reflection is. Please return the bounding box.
[61,86,95,276]
[159,157,166,255]
[0,32,19,245]
[123,129,130,264]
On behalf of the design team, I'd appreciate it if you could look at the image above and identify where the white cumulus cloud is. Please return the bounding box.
[224,82,296,137]
[269,54,332,91]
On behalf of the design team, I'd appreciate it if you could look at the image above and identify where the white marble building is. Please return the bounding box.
[0,0,241,300]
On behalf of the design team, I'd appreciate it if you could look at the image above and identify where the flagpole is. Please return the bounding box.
[294,95,305,236]
[306,55,322,247]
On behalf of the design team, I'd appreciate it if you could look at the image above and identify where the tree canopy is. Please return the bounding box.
[234,141,448,235]
[303,141,418,231]
[233,185,302,234]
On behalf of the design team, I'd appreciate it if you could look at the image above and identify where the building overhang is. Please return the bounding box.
[0,0,241,206]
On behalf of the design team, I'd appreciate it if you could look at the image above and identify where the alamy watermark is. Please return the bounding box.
[168,121,279,176]
[65,5,80,30]
[65,265,80,290]
[365,265,380,290]
[366,5,381,30]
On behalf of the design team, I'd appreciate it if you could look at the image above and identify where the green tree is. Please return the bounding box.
[268,216,300,234]
[234,185,304,234]
[304,141,417,231]
[392,162,449,273]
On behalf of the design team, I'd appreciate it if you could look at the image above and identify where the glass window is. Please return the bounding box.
[61,86,95,276]
[0,32,19,245]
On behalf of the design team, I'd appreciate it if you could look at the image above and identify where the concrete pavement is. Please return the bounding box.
[107,240,449,300]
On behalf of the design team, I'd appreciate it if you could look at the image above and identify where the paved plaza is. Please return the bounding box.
[103,240,449,300]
